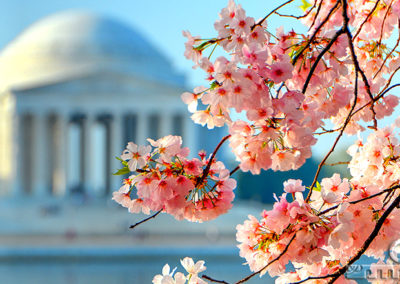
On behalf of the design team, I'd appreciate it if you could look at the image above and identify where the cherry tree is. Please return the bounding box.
[113,0,400,283]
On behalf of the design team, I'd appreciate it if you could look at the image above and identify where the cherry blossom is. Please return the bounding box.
[153,258,208,284]
[118,0,400,282]
[113,135,236,222]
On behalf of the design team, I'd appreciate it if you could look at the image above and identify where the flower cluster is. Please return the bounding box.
[123,0,400,282]
[153,257,207,284]
[182,0,400,174]
[348,122,400,189]
[112,135,236,222]
[236,123,400,281]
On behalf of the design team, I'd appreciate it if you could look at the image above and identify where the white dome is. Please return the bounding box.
[0,11,184,90]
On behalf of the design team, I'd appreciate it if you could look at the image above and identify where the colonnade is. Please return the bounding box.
[12,110,193,198]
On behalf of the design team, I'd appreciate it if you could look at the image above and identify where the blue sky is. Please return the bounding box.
[0,0,357,157]
[0,0,299,87]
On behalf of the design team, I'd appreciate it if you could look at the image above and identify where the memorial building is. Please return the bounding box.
[0,11,197,199]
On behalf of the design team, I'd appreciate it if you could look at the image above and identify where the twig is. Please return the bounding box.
[230,166,240,176]
[274,0,316,19]
[378,64,400,96]
[325,161,349,166]
[129,209,162,229]
[378,0,395,44]
[326,191,400,283]
[252,0,295,31]
[353,0,381,40]
[291,190,400,283]
[350,83,400,118]
[290,273,334,284]
[274,11,310,19]
[318,184,400,216]
[373,19,400,79]
[310,0,324,30]
[196,135,231,187]
[202,274,230,284]
[305,55,359,203]
[130,135,231,230]
[342,0,377,129]
[293,0,341,66]
[302,28,345,94]
[235,233,297,284]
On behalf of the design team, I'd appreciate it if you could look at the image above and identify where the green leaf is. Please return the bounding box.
[115,156,128,167]
[313,181,321,192]
[300,0,312,11]
[194,41,210,51]
[210,80,219,90]
[113,167,130,176]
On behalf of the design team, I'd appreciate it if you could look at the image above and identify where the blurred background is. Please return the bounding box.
[0,1,351,283]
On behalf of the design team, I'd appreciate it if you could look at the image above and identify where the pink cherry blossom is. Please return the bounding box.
[121,142,151,171]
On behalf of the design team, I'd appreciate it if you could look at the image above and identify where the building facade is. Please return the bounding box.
[0,11,197,199]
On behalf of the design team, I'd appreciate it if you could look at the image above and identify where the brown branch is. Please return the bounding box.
[310,0,324,30]
[235,233,297,284]
[305,57,359,203]
[313,127,342,135]
[196,134,231,187]
[378,0,395,44]
[374,20,400,79]
[318,184,400,216]
[381,188,396,211]
[325,161,349,166]
[230,166,240,176]
[292,191,400,284]
[353,0,381,40]
[378,64,400,95]
[350,83,400,119]
[341,0,377,129]
[326,191,400,283]
[302,28,345,94]
[274,0,317,19]
[274,11,310,19]
[202,274,230,284]
[293,0,341,66]
[129,209,162,229]
[290,273,334,284]
[251,0,295,31]
[130,135,232,230]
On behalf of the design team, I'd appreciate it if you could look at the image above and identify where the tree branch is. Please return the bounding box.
[302,28,345,94]
[305,60,359,203]
[252,0,295,31]
[196,134,231,187]
[318,184,400,216]
[341,0,377,129]
[202,274,230,284]
[235,233,297,284]
[129,209,162,229]
[374,19,400,79]
[353,0,381,40]
[291,191,400,284]
[293,0,341,66]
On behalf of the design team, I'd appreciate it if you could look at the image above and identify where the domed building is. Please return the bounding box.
[0,11,197,199]
[0,13,266,284]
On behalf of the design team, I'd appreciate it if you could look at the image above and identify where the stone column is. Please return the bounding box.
[66,117,80,196]
[136,111,149,145]
[160,111,173,138]
[82,114,94,196]
[32,113,50,197]
[11,113,24,197]
[110,114,123,193]
[52,113,68,197]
